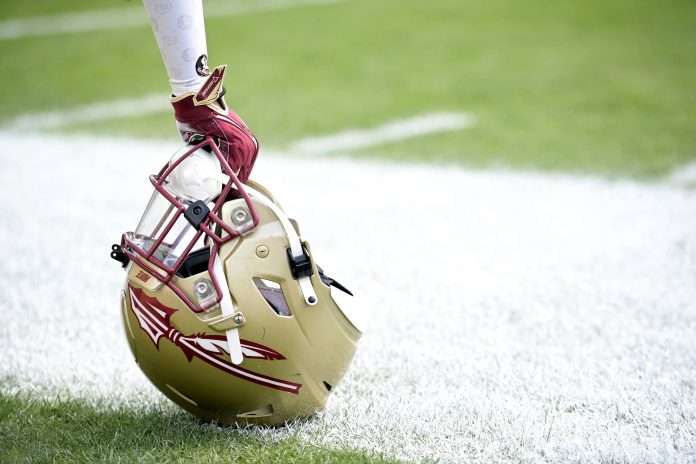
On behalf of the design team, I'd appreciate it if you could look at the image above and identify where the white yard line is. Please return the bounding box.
[669,160,696,186]
[0,0,344,41]
[2,96,475,152]
[2,94,167,132]
[291,112,476,155]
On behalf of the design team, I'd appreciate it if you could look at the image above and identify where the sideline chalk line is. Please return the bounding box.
[2,92,694,182]
[0,0,344,41]
[1,94,475,156]
[669,160,696,187]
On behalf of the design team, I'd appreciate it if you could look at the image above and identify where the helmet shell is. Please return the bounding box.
[120,189,360,425]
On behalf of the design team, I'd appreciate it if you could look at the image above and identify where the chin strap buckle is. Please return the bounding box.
[287,245,317,305]
[287,245,314,279]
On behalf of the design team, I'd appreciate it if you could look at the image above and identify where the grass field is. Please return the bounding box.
[0,394,399,464]
[1,0,696,463]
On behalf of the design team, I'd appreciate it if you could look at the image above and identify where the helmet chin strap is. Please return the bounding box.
[211,252,244,365]
[207,183,318,364]
[245,185,318,306]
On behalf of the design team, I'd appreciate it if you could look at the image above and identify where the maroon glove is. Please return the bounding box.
[171,65,259,183]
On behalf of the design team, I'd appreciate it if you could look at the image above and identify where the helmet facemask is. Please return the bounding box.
[121,136,258,314]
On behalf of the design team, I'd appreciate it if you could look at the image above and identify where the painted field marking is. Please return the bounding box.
[2,95,475,152]
[291,112,476,155]
[0,0,344,41]
[669,161,696,186]
[2,94,167,132]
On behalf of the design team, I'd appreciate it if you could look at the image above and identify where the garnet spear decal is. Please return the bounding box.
[128,286,301,394]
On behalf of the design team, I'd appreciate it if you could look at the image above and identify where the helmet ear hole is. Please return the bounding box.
[253,277,292,316]
[322,381,333,392]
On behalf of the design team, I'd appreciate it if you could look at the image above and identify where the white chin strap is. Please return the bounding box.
[211,253,244,365]
[245,185,318,306]
[209,184,318,365]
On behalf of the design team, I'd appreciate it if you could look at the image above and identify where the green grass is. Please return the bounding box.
[1,0,695,176]
[0,393,399,463]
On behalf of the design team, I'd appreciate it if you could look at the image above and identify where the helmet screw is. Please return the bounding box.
[233,209,248,223]
[256,245,269,258]
[233,313,245,325]
[193,206,203,215]
[308,296,316,304]
[194,281,209,295]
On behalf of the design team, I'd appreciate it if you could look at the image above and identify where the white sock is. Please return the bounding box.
[143,0,209,96]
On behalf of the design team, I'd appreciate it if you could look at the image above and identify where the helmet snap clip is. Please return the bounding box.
[207,311,246,331]
[110,244,129,268]
[287,245,314,280]
[184,200,210,229]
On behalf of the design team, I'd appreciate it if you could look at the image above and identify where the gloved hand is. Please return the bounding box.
[171,65,259,183]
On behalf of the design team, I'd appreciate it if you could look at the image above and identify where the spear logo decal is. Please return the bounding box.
[128,285,301,394]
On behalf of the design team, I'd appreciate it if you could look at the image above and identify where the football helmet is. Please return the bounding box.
[112,136,360,425]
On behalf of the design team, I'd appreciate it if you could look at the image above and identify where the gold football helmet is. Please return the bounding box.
[111,137,361,425]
